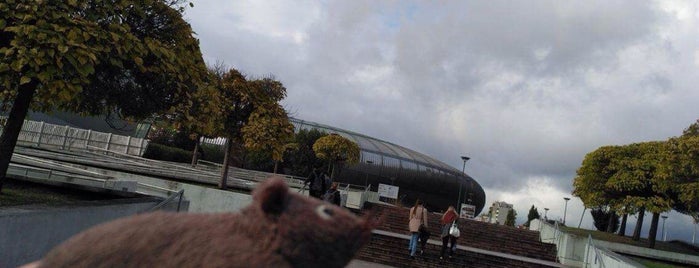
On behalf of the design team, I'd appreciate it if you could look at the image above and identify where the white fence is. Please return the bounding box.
[0,118,148,156]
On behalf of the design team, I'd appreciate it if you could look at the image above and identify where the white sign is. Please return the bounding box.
[377,183,399,199]
[460,204,476,219]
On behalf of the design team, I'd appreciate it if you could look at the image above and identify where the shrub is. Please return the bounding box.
[143,143,192,163]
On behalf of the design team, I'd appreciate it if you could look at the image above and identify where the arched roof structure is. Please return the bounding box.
[291,118,485,215]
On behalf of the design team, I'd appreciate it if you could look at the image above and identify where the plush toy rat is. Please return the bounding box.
[24,177,377,268]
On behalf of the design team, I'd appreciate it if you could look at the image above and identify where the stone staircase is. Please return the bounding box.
[354,203,560,267]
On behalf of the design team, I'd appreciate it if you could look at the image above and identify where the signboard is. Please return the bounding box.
[377,183,399,199]
[460,204,475,219]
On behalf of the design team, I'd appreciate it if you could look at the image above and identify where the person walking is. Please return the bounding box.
[440,205,459,260]
[323,182,341,206]
[408,199,428,259]
[304,168,323,199]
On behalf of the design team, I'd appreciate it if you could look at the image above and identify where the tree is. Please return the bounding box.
[574,146,628,227]
[241,102,295,173]
[661,135,699,233]
[607,142,672,248]
[574,143,671,246]
[215,70,288,189]
[283,128,327,177]
[525,205,540,227]
[505,209,517,227]
[0,0,207,192]
[682,119,699,137]
[313,133,360,179]
[590,207,619,232]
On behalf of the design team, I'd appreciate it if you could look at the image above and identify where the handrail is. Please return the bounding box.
[147,189,185,212]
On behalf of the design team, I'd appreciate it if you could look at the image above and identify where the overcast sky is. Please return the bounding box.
[184,1,699,243]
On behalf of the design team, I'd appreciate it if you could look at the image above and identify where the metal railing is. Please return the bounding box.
[147,189,185,212]
[0,117,148,156]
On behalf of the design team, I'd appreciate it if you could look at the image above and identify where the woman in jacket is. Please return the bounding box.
[408,199,428,259]
[440,205,459,259]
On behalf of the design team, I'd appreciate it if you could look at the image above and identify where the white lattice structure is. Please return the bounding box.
[1,118,148,156]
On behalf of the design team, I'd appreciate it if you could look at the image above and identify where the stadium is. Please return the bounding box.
[290,118,486,215]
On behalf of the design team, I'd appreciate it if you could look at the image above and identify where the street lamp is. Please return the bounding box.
[563,197,571,225]
[661,215,668,241]
[457,156,470,210]
[544,208,549,220]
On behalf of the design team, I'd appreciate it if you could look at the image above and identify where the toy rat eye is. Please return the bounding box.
[315,205,334,220]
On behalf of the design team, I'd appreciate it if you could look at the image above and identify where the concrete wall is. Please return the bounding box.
[0,198,161,268]
[530,219,697,268]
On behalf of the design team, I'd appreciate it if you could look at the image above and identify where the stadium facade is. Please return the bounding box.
[291,118,485,215]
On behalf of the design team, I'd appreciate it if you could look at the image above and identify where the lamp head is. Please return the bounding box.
[564,197,571,201]
[461,156,470,161]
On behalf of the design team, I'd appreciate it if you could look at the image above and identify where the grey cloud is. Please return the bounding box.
[185,0,699,242]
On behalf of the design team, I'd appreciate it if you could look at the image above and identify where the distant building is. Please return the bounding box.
[487,201,513,225]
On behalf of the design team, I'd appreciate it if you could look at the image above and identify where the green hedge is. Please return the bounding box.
[143,142,226,164]
[143,143,193,163]
[199,143,225,164]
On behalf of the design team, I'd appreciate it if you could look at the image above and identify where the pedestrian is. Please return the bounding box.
[323,182,341,206]
[304,168,323,199]
[408,199,428,259]
[440,205,459,260]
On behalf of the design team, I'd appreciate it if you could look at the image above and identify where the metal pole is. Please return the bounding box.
[661,215,668,241]
[578,207,586,228]
[693,221,696,244]
[563,197,570,225]
[458,156,469,209]
[544,208,549,220]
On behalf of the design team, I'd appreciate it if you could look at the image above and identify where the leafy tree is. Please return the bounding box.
[590,207,620,232]
[283,128,327,177]
[574,143,671,247]
[610,142,672,248]
[313,133,360,179]
[242,102,295,173]
[682,120,699,137]
[661,135,699,231]
[574,146,628,227]
[181,70,225,167]
[215,70,288,189]
[525,205,540,227]
[0,0,207,192]
[505,209,517,227]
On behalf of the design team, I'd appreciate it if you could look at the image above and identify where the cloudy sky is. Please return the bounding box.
[185,1,699,242]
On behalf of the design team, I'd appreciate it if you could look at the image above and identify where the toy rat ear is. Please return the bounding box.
[254,177,289,215]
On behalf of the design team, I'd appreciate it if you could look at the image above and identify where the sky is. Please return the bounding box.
[184,1,699,243]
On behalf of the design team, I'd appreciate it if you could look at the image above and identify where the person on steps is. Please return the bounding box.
[440,205,459,260]
[408,199,428,259]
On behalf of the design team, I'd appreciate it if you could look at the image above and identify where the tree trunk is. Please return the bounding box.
[632,208,645,241]
[618,213,628,236]
[0,82,37,194]
[190,134,201,167]
[648,212,660,248]
[273,161,278,174]
[219,139,231,189]
[606,210,617,233]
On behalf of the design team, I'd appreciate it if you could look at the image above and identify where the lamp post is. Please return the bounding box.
[457,156,470,211]
[544,208,549,220]
[563,197,570,225]
[661,215,668,241]
[364,160,373,189]
[693,220,697,245]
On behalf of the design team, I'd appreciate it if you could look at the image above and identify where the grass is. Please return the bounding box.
[0,179,116,207]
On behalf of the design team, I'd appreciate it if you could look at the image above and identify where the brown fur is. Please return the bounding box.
[35,177,378,268]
